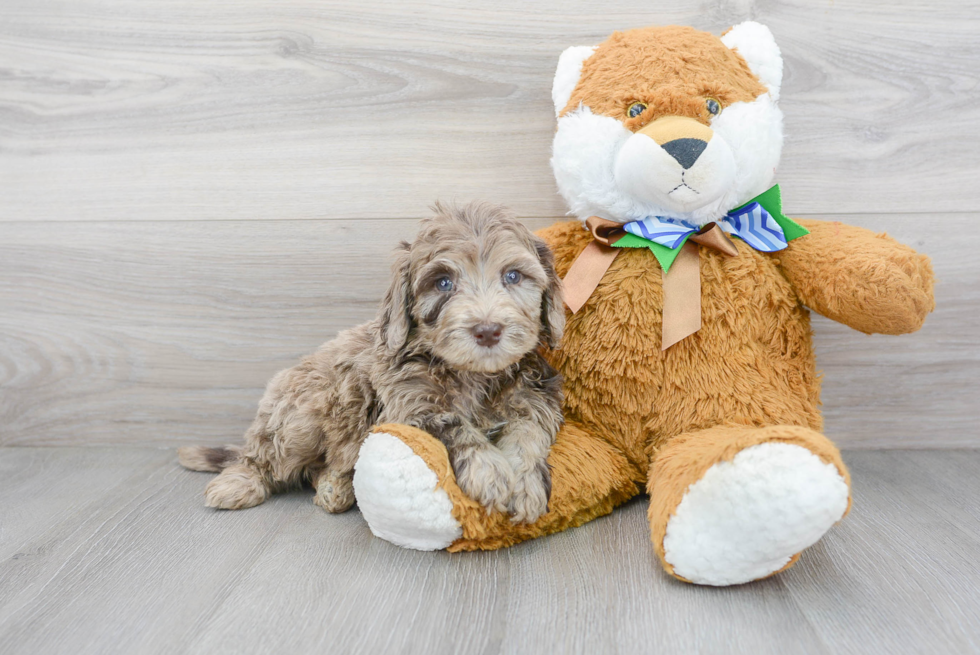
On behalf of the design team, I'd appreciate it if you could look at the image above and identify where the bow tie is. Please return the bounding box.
[562,185,809,350]
[623,201,788,272]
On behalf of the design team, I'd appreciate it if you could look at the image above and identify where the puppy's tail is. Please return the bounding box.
[177,445,242,472]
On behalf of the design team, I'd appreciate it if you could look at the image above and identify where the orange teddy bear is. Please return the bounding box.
[353,22,935,586]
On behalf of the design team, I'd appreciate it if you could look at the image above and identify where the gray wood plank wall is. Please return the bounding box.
[2,0,978,448]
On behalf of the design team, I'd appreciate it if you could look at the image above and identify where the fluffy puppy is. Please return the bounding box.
[179,201,565,523]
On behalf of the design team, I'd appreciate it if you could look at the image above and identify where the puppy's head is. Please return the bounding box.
[379,201,564,373]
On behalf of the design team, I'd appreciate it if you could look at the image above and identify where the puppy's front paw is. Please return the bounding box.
[314,469,355,513]
[453,446,515,514]
[508,462,551,524]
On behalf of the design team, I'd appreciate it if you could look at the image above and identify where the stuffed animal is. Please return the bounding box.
[352,22,935,586]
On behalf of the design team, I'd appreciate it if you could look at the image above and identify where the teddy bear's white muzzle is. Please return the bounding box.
[614,130,736,215]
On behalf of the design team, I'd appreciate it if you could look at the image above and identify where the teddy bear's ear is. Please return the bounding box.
[721,21,783,101]
[552,45,597,117]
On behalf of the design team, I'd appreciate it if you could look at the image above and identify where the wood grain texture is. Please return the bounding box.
[1,0,978,448]
[0,448,978,654]
[783,450,980,654]
[2,3,977,651]
[810,215,980,449]
[1,0,979,221]
[0,448,167,561]
[1,214,975,448]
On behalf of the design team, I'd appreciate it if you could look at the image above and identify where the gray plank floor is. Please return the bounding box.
[0,448,978,654]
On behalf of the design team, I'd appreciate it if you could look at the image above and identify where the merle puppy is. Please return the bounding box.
[179,201,565,524]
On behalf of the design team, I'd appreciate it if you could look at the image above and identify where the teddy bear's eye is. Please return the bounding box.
[627,102,647,118]
[706,98,722,116]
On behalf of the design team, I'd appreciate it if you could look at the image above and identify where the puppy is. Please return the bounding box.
[179,201,565,523]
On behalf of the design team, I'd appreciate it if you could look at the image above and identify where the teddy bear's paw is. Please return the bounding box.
[663,442,849,586]
[353,431,462,551]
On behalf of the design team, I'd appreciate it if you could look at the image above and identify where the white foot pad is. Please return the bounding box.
[353,432,462,551]
[663,442,849,586]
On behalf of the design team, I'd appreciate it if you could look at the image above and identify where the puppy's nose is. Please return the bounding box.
[471,323,503,348]
[661,138,708,170]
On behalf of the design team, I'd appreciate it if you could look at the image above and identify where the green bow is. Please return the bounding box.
[610,184,809,272]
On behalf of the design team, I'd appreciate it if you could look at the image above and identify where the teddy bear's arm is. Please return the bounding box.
[776,219,935,335]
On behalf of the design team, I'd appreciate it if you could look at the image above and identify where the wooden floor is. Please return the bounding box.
[1,448,978,655]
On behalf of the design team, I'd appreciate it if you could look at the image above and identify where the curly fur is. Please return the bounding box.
[179,201,564,521]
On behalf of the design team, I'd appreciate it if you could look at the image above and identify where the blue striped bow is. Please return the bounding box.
[564,185,810,348]
[609,186,809,274]
[624,201,788,255]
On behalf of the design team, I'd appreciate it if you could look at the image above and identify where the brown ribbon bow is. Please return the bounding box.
[563,216,740,350]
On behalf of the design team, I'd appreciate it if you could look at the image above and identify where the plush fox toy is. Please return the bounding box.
[352,22,935,585]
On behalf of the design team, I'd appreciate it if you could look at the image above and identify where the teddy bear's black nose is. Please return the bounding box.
[661,138,708,170]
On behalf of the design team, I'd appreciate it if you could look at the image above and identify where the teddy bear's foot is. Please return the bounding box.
[649,425,851,586]
[354,422,643,552]
[353,427,463,551]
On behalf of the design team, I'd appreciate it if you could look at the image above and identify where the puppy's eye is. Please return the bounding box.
[503,270,522,285]
[627,102,647,118]
[705,98,722,116]
[435,277,454,292]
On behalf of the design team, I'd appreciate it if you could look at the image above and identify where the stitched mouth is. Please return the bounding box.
[669,182,699,195]
[668,172,699,195]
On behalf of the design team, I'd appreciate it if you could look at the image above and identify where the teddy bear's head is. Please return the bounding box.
[551,22,783,226]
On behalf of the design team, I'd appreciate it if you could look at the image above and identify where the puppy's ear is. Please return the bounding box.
[378,241,414,353]
[533,238,565,349]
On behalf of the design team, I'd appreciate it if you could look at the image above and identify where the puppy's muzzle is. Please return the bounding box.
[637,116,714,170]
[471,323,503,348]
